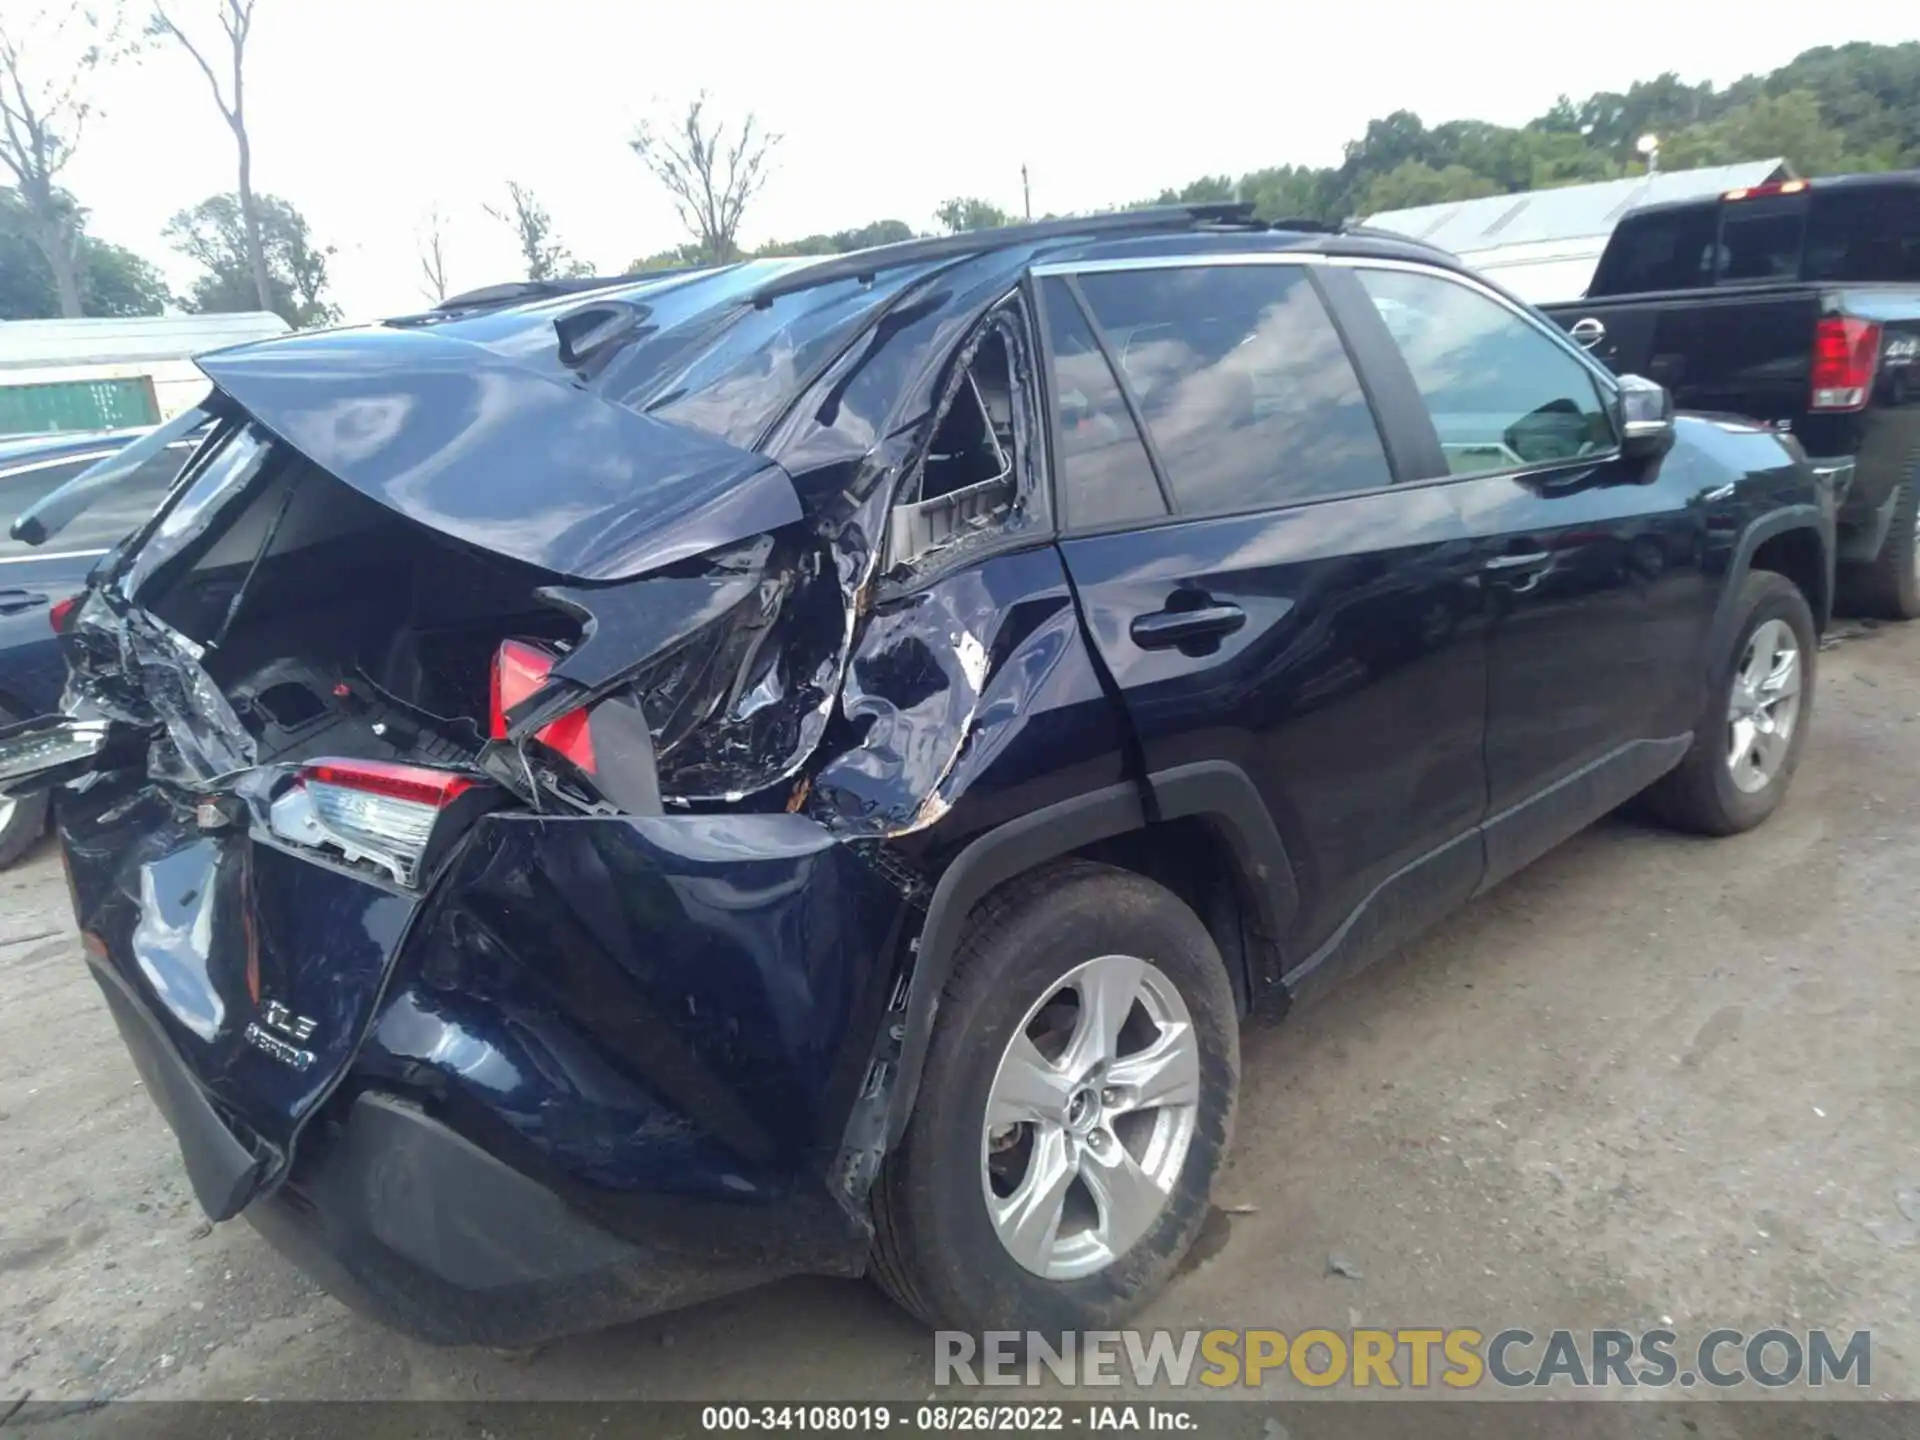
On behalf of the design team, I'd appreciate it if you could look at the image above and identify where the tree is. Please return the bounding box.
[1359,161,1501,214]
[485,181,590,282]
[148,1,271,313]
[0,188,168,317]
[0,4,133,316]
[417,205,449,302]
[166,191,340,326]
[1151,175,1237,206]
[1661,90,1848,177]
[935,196,1010,233]
[759,218,915,257]
[78,237,169,316]
[630,94,779,264]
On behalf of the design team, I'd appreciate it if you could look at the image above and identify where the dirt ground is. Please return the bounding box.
[3,618,1919,1414]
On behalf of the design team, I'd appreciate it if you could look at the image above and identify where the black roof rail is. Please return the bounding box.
[747,203,1263,307]
[431,265,721,314]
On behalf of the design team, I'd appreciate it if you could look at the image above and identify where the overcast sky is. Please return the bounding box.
[49,0,1917,321]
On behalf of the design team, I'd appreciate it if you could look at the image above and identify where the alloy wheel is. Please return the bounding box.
[1726,618,1803,794]
[980,953,1200,1280]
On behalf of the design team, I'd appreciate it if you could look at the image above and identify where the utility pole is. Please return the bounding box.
[1022,164,1031,220]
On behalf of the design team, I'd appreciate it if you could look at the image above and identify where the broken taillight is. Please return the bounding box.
[268,758,475,887]
[489,639,595,772]
[49,595,77,634]
[1810,316,1881,412]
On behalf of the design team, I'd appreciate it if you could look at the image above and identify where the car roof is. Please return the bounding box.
[314,209,1467,453]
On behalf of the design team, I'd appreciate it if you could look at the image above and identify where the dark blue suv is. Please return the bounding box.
[0,425,201,864]
[0,207,1833,1344]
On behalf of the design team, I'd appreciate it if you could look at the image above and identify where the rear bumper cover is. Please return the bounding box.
[249,1091,802,1347]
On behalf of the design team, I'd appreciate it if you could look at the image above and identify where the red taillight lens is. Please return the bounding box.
[49,595,77,634]
[302,759,474,807]
[490,639,552,738]
[488,639,596,772]
[1811,316,1880,412]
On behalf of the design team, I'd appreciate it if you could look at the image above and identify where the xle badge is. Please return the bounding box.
[243,1000,318,1070]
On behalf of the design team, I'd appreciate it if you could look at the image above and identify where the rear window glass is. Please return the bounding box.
[1718,194,1807,283]
[1590,207,1718,295]
[1805,186,1920,283]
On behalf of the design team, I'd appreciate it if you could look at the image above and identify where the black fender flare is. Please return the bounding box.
[882,760,1298,1148]
[1712,503,1832,662]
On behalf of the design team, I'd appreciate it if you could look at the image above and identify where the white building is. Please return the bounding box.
[1361,159,1789,304]
[0,312,290,436]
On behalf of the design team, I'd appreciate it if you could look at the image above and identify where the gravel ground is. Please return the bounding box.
[3,617,1918,1415]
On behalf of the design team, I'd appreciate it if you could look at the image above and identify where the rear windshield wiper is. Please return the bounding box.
[10,406,212,547]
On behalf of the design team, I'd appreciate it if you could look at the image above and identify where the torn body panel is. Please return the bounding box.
[9,247,1142,1313]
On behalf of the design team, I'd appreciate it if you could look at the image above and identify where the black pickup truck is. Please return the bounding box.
[1542,171,1920,616]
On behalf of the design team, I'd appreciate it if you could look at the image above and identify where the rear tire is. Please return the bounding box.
[1838,451,1920,621]
[870,861,1237,1333]
[0,701,47,868]
[1644,571,1815,836]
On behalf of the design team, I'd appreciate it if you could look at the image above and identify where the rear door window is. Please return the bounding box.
[1039,277,1167,530]
[1072,264,1392,516]
[1354,267,1616,476]
[1805,186,1920,283]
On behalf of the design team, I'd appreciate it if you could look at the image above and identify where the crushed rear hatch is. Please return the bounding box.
[0,350,840,1217]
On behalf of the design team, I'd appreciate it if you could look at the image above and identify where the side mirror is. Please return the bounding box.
[1614,373,1675,461]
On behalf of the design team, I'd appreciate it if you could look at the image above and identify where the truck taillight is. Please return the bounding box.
[488,639,596,772]
[268,759,476,887]
[1810,317,1880,412]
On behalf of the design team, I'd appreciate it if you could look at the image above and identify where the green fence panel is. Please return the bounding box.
[0,377,162,436]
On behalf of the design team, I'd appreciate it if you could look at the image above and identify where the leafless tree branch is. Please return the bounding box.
[629,93,780,263]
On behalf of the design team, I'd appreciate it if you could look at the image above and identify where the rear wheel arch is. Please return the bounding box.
[883,761,1296,1150]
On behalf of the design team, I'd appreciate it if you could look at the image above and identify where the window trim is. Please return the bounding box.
[1059,274,1180,517]
[1033,251,1623,398]
[1029,250,1629,538]
[1043,257,1402,530]
[1029,272,1170,536]
[1334,260,1623,483]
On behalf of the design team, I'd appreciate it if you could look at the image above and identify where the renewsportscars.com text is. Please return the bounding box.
[935,1327,1872,1390]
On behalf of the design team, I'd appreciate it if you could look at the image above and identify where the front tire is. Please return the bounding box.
[1644,571,1816,836]
[870,861,1238,1333]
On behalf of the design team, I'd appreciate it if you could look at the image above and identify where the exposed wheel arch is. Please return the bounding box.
[883,760,1297,1149]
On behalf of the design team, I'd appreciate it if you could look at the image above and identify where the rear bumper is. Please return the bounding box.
[246,1092,798,1347]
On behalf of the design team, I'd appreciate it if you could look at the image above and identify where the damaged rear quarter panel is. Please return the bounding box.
[810,545,1131,844]
[353,809,909,1256]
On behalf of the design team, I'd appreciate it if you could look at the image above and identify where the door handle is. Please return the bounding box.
[1130,602,1247,650]
[0,589,48,615]
[1482,551,1550,573]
